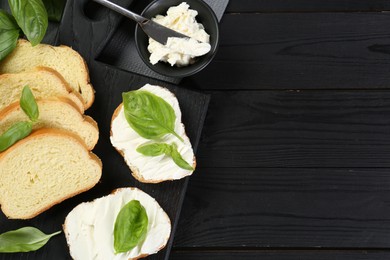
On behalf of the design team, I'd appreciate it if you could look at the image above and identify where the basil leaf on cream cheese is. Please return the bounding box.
[114,200,148,254]
[122,90,183,142]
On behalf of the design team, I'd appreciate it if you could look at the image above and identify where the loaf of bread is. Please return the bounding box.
[0,129,102,219]
[64,187,171,260]
[110,84,196,183]
[0,66,84,113]
[0,98,99,150]
[0,39,94,109]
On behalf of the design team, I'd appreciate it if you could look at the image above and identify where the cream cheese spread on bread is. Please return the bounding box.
[64,187,171,260]
[110,84,195,183]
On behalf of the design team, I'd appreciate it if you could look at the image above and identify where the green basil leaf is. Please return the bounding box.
[0,121,32,152]
[167,143,194,170]
[9,0,48,46]
[20,86,39,122]
[0,10,20,61]
[0,10,19,30]
[0,227,61,253]
[136,142,169,156]
[122,90,184,142]
[114,200,148,254]
[42,0,66,22]
[0,29,19,61]
[136,142,194,171]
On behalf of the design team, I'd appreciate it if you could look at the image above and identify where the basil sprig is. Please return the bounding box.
[0,227,60,253]
[137,142,194,171]
[0,86,38,152]
[123,90,184,142]
[114,200,148,254]
[20,86,39,121]
[0,10,20,61]
[8,0,48,46]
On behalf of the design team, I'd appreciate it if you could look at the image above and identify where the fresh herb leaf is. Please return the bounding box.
[122,90,184,142]
[0,29,19,61]
[137,142,194,171]
[8,0,48,46]
[20,86,39,122]
[136,142,169,156]
[42,0,66,22]
[168,143,194,170]
[0,121,32,152]
[114,200,148,254]
[0,10,20,61]
[0,10,19,30]
[0,227,61,253]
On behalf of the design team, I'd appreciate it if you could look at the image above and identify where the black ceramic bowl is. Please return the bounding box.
[135,0,219,78]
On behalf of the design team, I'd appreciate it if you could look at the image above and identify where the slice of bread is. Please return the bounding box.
[0,67,84,113]
[0,39,94,109]
[0,129,102,219]
[110,84,196,183]
[0,98,99,150]
[64,187,171,260]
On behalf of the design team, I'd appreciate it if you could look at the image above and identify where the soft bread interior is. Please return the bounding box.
[0,67,84,113]
[0,98,98,150]
[0,39,94,109]
[0,129,102,219]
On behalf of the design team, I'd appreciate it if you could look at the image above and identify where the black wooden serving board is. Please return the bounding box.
[0,0,225,259]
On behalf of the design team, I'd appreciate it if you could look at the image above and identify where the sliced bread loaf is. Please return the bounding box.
[64,187,171,260]
[0,67,84,113]
[0,129,102,219]
[110,84,196,183]
[0,98,99,150]
[0,39,94,109]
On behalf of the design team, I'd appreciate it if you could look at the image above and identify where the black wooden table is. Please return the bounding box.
[170,1,390,259]
[2,1,390,260]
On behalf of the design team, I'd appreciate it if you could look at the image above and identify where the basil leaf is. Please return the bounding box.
[0,29,19,61]
[137,142,194,171]
[114,200,148,254]
[0,121,32,152]
[168,143,194,171]
[122,90,184,142]
[42,0,66,22]
[20,86,39,122]
[9,0,48,46]
[136,142,169,156]
[0,10,20,61]
[0,227,61,253]
[0,10,19,30]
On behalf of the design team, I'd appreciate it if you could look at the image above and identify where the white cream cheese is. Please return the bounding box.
[64,188,171,260]
[110,84,195,183]
[148,2,211,66]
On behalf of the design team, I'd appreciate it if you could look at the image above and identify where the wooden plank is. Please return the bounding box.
[196,90,390,168]
[170,250,390,260]
[184,13,390,90]
[226,0,390,13]
[173,168,390,248]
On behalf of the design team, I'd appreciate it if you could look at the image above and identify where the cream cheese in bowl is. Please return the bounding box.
[147,2,211,66]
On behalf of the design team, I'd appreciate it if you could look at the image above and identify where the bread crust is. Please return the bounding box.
[0,98,99,150]
[0,128,102,219]
[0,39,95,110]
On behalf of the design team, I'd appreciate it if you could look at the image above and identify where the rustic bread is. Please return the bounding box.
[64,187,171,260]
[0,67,84,113]
[0,39,94,109]
[0,129,102,219]
[0,98,99,150]
[110,84,196,183]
